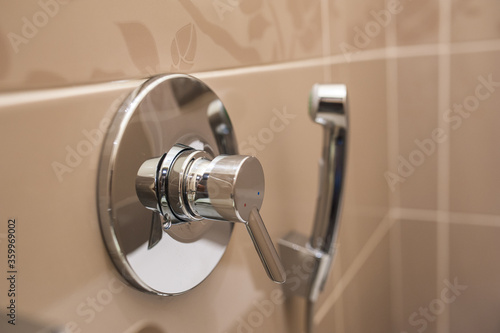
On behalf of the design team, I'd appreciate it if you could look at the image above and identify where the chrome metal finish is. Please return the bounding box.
[207,99,238,155]
[97,74,234,296]
[278,84,348,332]
[98,74,284,296]
[135,144,286,284]
[308,84,348,255]
[186,154,264,222]
[247,207,286,283]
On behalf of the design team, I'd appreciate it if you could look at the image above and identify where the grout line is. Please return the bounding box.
[197,39,500,80]
[385,5,404,331]
[391,207,439,222]
[448,212,500,227]
[320,0,332,83]
[451,39,500,54]
[325,38,500,65]
[393,207,500,227]
[314,213,394,325]
[2,39,500,102]
[389,218,403,330]
[437,0,451,332]
[0,79,141,107]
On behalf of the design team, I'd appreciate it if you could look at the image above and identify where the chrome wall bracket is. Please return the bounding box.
[97,74,284,296]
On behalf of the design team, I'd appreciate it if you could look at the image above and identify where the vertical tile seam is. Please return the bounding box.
[320,0,332,83]
[437,0,451,332]
[385,0,403,330]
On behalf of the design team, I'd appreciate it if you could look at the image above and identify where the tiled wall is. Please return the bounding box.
[0,0,498,333]
[385,1,500,333]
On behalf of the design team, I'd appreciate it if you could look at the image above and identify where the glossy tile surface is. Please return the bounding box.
[449,223,500,333]
[451,0,500,43]
[396,219,438,333]
[396,0,439,46]
[397,56,439,210]
[341,233,392,333]
[330,0,387,58]
[449,51,500,215]
[0,0,324,91]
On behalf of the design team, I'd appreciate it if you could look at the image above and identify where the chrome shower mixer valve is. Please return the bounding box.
[97,74,285,296]
[136,143,285,283]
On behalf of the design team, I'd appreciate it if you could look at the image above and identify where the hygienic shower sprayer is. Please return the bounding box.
[279,84,348,333]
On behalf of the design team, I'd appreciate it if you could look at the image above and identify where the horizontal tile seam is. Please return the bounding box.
[0,79,143,107]
[1,38,500,101]
[393,207,500,227]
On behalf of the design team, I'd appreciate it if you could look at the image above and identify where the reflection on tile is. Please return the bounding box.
[396,220,438,333]
[449,223,500,333]
[452,0,500,43]
[449,51,500,215]
[396,0,439,46]
[116,21,162,72]
[396,56,439,210]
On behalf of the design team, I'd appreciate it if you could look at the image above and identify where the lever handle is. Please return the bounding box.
[136,145,286,284]
[246,207,286,283]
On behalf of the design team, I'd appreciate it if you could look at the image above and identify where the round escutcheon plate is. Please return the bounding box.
[97,74,236,296]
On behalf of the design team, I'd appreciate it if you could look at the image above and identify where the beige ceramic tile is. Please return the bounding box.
[330,0,387,58]
[449,51,500,215]
[396,56,439,210]
[396,220,438,333]
[0,84,140,331]
[0,0,324,91]
[316,296,344,333]
[451,0,500,43]
[396,0,439,46]
[341,232,392,332]
[449,223,500,333]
